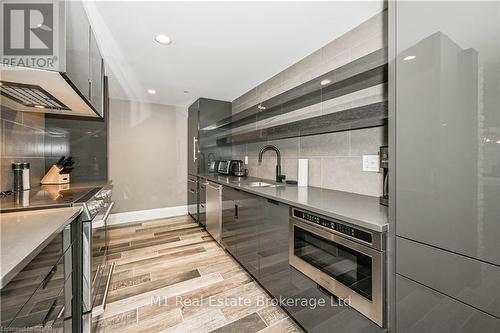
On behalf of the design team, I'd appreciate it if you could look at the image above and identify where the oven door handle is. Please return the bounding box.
[92,262,114,317]
[92,202,114,229]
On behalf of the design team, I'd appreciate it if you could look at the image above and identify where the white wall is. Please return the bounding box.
[108,99,187,213]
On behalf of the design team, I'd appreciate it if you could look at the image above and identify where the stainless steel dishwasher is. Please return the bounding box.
[205,181,223,243]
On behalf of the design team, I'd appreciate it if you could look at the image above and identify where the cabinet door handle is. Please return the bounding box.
[235,204,239,219]
[188,179,198,183]
[193,137,198,162]
[42,265,58,289]
[43,299,58,326]
[189,188,197,194]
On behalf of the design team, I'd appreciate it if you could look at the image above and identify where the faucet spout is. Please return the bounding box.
[258,145,285,183]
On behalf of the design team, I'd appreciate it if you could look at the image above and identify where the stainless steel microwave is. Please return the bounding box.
[289,208,386,327]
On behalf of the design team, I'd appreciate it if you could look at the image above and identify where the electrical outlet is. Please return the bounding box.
[362,155,379,172]
[244,156,248,165]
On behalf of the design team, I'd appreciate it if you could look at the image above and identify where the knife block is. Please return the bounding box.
[41,165,70,185]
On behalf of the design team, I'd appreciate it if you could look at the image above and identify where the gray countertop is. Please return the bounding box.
[0,207,82,288]
[0,181,111,213]
[198,173,388,232]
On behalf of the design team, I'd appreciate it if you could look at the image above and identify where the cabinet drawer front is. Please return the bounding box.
[397,237,500,318]
[1,235,73,328]
[397,274,500,333]
[8,270,72,331]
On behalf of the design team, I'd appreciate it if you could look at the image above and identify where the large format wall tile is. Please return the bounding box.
[230,10,388,197]
[321,157,382,196]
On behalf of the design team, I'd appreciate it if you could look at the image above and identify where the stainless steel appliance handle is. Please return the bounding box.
[206,182,222,190]
[92,202,114,229]
[193,137,198,162]
[92,263,114,317]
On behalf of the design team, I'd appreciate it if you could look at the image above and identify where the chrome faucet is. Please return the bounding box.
[258,145,286,183]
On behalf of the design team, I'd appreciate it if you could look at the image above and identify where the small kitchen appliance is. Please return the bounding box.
[379,146,388,206]
[208,160,221,173]
[217,160,231,175]
[229,160,246,177]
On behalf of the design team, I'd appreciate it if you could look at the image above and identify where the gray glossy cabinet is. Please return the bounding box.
[1,227,74,331]
[395,0,500,268]
[65,0,90,102]
[90,30,104,117]
[394,1,500,330]
[187,104,199,176]
[397,275,500,333]
[199,182,206,226]
[220,187,242,257]
[220,188,288,280]
[64,0,104,117]
[397,237,500,318]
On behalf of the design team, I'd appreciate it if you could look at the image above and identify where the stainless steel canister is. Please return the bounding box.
[12,162,30,191]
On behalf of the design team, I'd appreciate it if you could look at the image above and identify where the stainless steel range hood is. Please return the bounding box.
[0,0,103,118]
[0,65,98,117]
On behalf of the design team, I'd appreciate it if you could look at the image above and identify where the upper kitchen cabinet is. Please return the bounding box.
[188,98,232,174]
[0,0,104,118]
[65,0,90,106]
[89,30,104,117]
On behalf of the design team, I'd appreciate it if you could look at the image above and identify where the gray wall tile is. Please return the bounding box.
[230,10,387,197]
[300,132,349,157]
[321,157,382,196]
[349,126,386,156]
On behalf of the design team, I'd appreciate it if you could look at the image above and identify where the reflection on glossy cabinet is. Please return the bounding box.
[0,227,73,331]
[397,274,500,333]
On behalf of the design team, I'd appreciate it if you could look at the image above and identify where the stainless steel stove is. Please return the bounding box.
[0,182,114,333]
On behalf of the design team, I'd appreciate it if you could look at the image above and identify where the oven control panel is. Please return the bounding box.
[293,209,372,244]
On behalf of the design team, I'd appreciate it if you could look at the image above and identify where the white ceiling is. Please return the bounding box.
[85,1,384,107]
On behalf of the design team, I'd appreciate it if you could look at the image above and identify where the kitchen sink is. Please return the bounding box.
[244,181,283,188]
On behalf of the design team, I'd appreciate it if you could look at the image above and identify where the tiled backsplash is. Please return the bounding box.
[1,107,108,192]
[232,127,386,197]
[231,10,388,197]
[1,108,46,191]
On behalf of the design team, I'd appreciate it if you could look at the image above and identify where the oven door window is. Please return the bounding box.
[294,225,373,301]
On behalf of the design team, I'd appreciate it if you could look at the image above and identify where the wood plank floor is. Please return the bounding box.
[95,215,302,333]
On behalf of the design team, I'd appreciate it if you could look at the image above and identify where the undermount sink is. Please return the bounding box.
[244,181,283,188]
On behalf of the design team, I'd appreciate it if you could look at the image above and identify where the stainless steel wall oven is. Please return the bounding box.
[289,208,385,327]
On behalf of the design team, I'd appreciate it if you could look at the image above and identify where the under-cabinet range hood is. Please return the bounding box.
[0,65,99,117]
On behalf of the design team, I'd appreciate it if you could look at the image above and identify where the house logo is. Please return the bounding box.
[3,3,53,55]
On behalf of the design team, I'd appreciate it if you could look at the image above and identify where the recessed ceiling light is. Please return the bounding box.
[404,55,416,61]
[183,90,189,94]
[155,34,171,44]
[257,104,266,110]
[147,89,156,94]
[34,105,45,109]
[320,79,331,86]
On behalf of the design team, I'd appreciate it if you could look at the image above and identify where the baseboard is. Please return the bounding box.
[108,205,188,225]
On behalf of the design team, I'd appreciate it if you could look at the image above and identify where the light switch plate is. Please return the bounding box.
[362,155,379,172]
